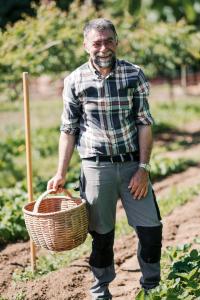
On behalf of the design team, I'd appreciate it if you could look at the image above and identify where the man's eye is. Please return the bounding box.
[94,43,101,47]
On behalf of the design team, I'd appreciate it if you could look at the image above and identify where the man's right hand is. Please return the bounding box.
[47,174,65,191]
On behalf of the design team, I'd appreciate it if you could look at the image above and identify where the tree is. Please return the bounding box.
[0,1,97,101]
[117,18,200,98]
[145,0,200,28]
[0,0,39,29]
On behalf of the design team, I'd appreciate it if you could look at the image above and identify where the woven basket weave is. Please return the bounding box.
[23,189,88,252]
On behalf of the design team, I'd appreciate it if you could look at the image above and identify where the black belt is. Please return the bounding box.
[83,152,139,163]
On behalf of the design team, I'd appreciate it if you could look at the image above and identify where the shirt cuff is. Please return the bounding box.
[135,116,154,125]
[60,124,80,135]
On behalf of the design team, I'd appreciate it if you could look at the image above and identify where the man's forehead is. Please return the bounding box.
[86,29,115,41]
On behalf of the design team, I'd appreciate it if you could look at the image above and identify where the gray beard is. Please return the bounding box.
[93,55,115,68]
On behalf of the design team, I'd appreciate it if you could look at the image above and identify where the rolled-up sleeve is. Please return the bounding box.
[60,74,81,135]
[133,69,154,125]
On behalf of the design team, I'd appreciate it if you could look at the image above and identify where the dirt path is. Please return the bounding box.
[1,123,200,300]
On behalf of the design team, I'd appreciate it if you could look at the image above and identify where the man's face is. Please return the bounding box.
[84,29,118,69]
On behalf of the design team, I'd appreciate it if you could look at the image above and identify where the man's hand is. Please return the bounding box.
[47,174,65,191]
[128,168,149,200]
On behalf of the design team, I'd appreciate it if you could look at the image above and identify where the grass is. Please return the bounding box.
[0,97,62,139]
[150,157,198,182]
[13,235,92,281]
[158,184,200,217]
[152,99,200,129]
[150,84,200,129]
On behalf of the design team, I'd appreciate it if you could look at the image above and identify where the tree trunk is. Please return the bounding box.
[167,77,175,105]
[181,64,187,94]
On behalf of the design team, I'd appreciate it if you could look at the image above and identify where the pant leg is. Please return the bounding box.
[119,161,162,290]
[80,160,119,299]
[136,225,162,290]
[90,264,115,300]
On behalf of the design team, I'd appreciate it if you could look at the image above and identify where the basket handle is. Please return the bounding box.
[33,188,73,213]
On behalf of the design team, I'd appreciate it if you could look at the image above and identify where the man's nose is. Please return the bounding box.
[99,43,107,51]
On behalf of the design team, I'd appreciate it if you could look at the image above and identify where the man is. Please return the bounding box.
[47,18,162,300]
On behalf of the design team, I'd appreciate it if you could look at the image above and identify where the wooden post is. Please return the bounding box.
[23,72,36,272]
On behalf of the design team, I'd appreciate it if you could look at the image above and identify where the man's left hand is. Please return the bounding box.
[128,168,149,200]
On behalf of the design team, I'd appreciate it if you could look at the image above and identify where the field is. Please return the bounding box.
[0,83,200,300]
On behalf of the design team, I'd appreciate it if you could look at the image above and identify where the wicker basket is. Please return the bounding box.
[23,189,88,252]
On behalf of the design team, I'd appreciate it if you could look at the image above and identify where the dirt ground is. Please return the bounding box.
[0,123,200,300]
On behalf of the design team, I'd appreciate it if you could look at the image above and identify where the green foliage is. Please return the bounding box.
[106,0,200,28]
[0,127,59,188]
[158,184,200,217]
[0,1,200,101]
[150,157,197,182]
[0,184,29,244]
[105,0,141,17]
[0,0,38,29]
[152,96,200,129]
[118,18,199,78]
[0,1,97,101]
[13,235,92,281]
[145,0,200,27]
[15,292,27,300]
[0,138,25,187]
[136,243,200,300]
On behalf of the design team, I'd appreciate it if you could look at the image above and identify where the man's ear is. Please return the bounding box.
[83,41,89,54]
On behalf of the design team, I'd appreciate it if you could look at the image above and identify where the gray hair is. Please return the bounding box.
[83,18,118,40]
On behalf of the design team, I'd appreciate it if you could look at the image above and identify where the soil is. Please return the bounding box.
[0,123,200,300]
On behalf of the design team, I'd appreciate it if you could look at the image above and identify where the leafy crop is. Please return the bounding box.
[136,242,200,300]
[150,156,197,182]
[0,184,29,244]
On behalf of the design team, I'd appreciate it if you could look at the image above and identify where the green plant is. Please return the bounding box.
[0,184,29,244]
[152,99,200,129]
[13,235,92,281]
[15,292,27,300]
[150,156,197,182]
[158,184,200,217]
[0,1,97,101]
[136,242,200,300]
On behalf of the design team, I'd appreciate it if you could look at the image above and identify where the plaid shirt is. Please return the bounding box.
[60,59,154,158]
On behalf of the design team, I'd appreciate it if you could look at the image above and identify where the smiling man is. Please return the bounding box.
[48,19,162,300]
[84,26,118,73]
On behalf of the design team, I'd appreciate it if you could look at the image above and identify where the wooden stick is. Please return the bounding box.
[23,72,36,272]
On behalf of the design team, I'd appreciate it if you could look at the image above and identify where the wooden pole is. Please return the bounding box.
[23,72,36,272]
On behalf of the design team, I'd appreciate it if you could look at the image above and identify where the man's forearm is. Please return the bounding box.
[57,132,76,177]
[137,125,153,163]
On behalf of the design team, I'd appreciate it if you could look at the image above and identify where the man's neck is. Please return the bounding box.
[90,58,116,77]
[92,62,111,77]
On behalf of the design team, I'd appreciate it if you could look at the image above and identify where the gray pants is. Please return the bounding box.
[80,159,162,300]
